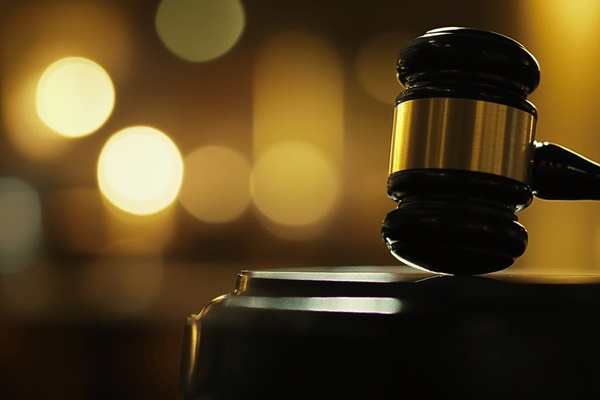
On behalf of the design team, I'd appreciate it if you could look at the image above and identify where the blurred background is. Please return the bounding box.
[1,0,600,398]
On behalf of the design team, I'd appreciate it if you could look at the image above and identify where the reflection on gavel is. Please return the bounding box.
[381,27,600,275]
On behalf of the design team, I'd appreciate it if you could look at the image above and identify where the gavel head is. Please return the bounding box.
[381,27,540,275]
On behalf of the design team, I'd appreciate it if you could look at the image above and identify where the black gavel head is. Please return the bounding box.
[381,27,540,275]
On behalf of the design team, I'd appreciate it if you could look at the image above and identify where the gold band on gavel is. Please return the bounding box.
[389,98,536,184]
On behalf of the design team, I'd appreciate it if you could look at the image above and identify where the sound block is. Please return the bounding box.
[180,266,600,399]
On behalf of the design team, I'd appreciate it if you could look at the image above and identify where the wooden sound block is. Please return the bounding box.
[180,266,600,399]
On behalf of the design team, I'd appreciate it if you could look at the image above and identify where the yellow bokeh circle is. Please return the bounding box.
[36,57,115,137]
[251,141,340,227]
[155,0,245,62]
[97,126,184,215]
[179,146,251,223]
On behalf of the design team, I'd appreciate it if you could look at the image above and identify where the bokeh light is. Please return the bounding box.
[1,1,132,161]
[253,32,344,235]
[517,0,600,272]
[0,178,43,273]
[521,0,600,43]
[2,74,71,161]
[251,141,340,227]
[155,0,245,62]
[36,57,115,137]
[355,32,410,104]
[253,31,344,167]
[179,146,251,223]
[97,126,184,216]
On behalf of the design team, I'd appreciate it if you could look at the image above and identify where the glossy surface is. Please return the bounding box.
[533,141,600,199]
[383,27,542,274]
[383,27,600,274]
[383,169,530,275]
[396,27,539,114]
[390,98,535,184]
[180,266,600,399]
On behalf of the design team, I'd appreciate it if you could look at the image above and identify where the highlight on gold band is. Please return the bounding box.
[390,98,536,184]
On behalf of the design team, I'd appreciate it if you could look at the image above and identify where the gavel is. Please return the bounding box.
[381,27,600,275]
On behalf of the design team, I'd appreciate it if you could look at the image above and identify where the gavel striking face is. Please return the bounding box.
[381,27,600,275]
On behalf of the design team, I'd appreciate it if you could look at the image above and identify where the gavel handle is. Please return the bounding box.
[532,141,600,200]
